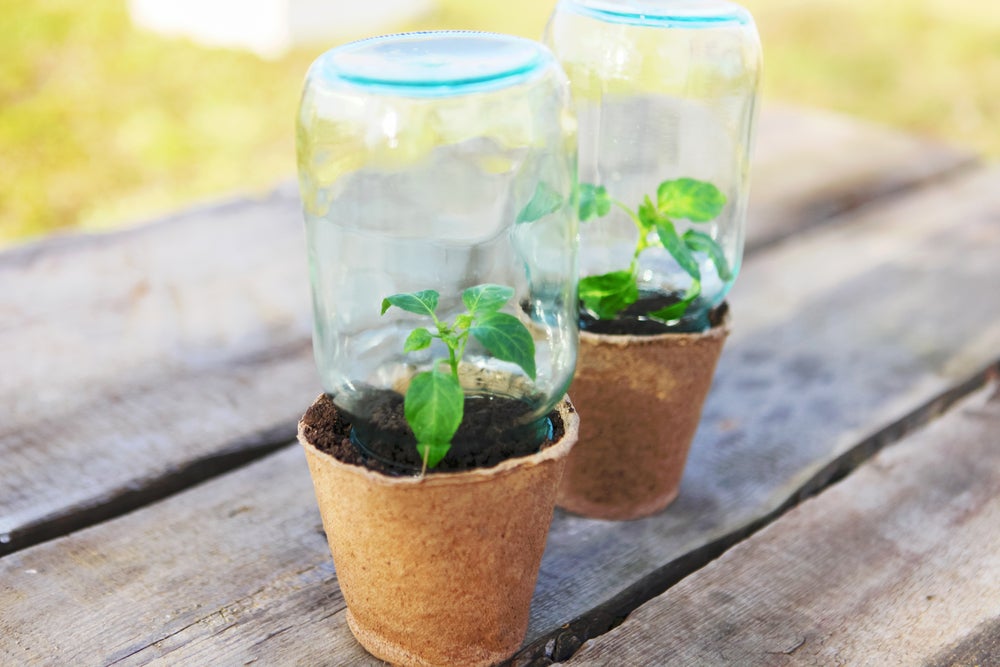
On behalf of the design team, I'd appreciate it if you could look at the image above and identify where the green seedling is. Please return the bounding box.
[381,284,536,472]
[577,178,731,322]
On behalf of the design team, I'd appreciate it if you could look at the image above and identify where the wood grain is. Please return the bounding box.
[747,104,976,250]
[2,162,998,664]
[518,164,1000,654]
[0,186,320,555]
[568,383,1000,666]
[0,107,976,557]
[0,448,378,666]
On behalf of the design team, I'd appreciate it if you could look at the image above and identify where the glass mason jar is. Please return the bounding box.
[297,32,578,471]
[545,0,761,333]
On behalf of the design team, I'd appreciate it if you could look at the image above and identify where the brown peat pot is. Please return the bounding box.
[299,395,579,667]
[558,310,730,520]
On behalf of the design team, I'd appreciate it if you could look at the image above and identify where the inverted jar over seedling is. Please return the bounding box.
[545,0,761,332]
[297,32,578,473]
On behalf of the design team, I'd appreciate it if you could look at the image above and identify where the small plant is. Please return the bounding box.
[381,284,536,471]
[577,177,732,322]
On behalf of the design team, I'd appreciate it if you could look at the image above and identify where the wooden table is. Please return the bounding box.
[2,104,998,666]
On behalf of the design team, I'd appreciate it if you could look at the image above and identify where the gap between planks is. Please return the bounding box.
[0,110,978,558]
[508,359,1000,666]
[10,162,997,667]
[3,423,294,558]
[2,155,974,561]
[743,156,980,254]
[0,338,315,558]
[561,380,1000,665]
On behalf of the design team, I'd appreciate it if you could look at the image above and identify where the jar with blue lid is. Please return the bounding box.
[296,32,578,472]
[545,0,762,332]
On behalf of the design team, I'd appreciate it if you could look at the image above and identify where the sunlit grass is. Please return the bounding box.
[1,0,996,245]
[742,0,999,160]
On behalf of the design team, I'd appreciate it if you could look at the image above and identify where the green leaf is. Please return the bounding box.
[656,220,702,281]
[381,290,439,317]
[470,311,537,380]
[579,270,639,320]
[404,370,464,466]
[403,328,432,353]
[657,178,726,222]
[648,279,702,323]
[683,230,732,281]
[517,182,564,223]
[417,443,450,469]
[578,183,611,221]
[637,195,659,233]
[462,284,514,314]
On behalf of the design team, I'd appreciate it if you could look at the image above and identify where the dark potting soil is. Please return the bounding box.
[301,392,566,477]
[579,295,729,336]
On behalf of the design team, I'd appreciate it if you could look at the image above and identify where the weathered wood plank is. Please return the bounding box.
[518,164,1000,658]
[0,107,976,555]
[0,185,309,405]
[2,164,998,664]
[0,343,313,554]
[0,186,320,555]
[567,383,1000,666]
[0,448,373,666]
[746,104,977,250]
[927,617,1000,667]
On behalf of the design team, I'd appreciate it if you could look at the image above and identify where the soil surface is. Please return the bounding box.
[301,392,565,477]
[580,296,728,335]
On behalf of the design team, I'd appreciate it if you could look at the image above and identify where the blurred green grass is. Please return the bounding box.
[1,0,997,246]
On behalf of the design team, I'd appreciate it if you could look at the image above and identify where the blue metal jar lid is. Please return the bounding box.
[318,31,551,97]
[562,0,753,28]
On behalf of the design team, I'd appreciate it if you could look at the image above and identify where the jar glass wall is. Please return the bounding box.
[297,32,578,469]
[545,0,761,332]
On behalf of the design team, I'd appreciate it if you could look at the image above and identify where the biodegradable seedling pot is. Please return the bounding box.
[544,2,760,520]
[299,395,579,667]
[557,310,730,520]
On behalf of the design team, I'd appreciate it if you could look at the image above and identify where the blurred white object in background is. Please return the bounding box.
[128,0,437,58]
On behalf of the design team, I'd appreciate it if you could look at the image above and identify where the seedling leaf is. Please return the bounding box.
[581,177,726,322]
[683,230,732,281]
[579,270,639,320]
[386,283,539,466]
[578,183,612,221]
[649,279,702,323]
[470,311,537,380]
[462,284,514,314]
[657,178,726,222]
[517,182,564,223]
[638,195,659,233]
[404,370,464,467]
[381,290,439,317]
[656,220,702,281]
[403,328,433,353]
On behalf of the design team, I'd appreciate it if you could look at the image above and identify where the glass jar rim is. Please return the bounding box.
[315,31,553,98]
[559,0,753,28]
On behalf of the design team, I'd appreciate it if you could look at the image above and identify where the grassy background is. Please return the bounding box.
[2,0,997,246]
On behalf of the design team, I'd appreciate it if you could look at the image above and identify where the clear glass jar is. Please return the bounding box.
[545,0,762,332]
[297,32,578,470]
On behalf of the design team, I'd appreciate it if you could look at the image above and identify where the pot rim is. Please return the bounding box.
[580,303,731,347]
[298,395,579,489]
